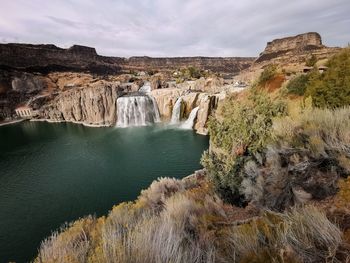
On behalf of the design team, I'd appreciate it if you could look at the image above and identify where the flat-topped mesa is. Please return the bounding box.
[256,32,324,63]
[265,32,322,53]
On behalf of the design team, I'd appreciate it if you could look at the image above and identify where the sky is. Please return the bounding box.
[0,0,349,57]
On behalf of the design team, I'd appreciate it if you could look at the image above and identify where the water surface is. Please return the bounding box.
[0,121,208,262]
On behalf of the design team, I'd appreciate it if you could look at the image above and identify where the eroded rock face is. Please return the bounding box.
[150,84,224,135]
[11,74,48,93]
[0,43,254,75]
[39,84,120,126]
[264,32,322,54]
[256,32,325,63]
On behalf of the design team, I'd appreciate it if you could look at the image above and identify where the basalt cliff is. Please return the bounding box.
[0,43,254,74]
[0,32,342,135]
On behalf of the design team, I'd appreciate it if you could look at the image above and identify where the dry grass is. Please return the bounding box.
[35,178,349,263]
[272,107,350,156]
[223,206,344,263]
[35,216,96,263]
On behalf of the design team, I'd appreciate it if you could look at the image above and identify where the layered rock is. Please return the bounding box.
[151,85,224,135]
[39,84,120,126]
[237,32,341,82]
[260,32,322,57]
[123,56,255,74]
[0,43,254,75]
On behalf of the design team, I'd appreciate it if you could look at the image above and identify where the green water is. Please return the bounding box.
[0,121,208,262]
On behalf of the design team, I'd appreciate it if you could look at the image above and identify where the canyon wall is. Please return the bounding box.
[0,43,254,74]
[254,32,331,64]
[39,84,120,126]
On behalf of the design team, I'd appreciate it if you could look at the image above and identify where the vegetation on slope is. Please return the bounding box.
[35,176,348,263]
[287,48,350,108]
[35,48,350,263]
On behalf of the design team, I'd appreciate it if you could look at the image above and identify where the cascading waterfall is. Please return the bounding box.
[138,82,152,93]
[116,95,160,127]
[180,107,199,129]
[138,82,161,122]
[170,97,183,124]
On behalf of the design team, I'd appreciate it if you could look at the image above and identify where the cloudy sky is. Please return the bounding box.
[0,0,349,57]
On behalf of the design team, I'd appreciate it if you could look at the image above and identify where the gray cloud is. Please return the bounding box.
[0,0,349,57]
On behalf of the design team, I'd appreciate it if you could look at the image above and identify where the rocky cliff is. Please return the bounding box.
[256,32,324,63]
[39,83,121,126]
[123,56,254,74]
[0,43,254,74]
[237,32,341,82]
[0,43,123,74]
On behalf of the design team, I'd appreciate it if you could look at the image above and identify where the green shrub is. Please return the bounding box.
[258,64,278,85]
[286,74,309,95]
[201,91,286,203]
[305,54,318,67]
[305,48,350,108]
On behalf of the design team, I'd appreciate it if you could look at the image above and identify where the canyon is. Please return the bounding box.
[0,32,342,134]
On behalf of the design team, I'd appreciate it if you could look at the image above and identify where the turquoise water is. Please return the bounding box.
[0,121,208,262]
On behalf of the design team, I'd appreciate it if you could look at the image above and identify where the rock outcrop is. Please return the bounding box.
[151,84,224,135]
[237,32,341,82]
[257,32,323,61]
[39,84,120,126]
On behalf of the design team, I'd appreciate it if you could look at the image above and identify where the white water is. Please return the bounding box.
[170,97,183,124]
[180,107,199,129]
[116,95,160,127]
[138,82,152,93]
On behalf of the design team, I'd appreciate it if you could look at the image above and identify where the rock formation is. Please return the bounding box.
[257,32,323,62]
[237,32,341,82]
[39,84,120,126]
[0,43,254,75]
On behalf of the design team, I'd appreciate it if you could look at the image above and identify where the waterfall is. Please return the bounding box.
[170,97,182,124]
[138,82,152,93]
[116,95,160,127]
[138,82,161,122]
[180,107,199,129]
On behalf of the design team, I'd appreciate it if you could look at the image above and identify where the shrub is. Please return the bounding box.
[36,216,96,263]
[238,107,350,210]
[258,64,278,85]
[305,54,318,67]
[138,177,191,211]
[224,206,343,263]
[201,91,286,204]
[305,48,350,108]
[286,74,309,95]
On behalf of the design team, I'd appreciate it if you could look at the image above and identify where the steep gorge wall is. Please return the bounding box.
[255,32,325,63]
[39,84,120,126]
[0,43,254,74]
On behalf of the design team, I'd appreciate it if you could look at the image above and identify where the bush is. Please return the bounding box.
[138,177,196,211]
[305,54,318,67]
[239,107,350,210]
[225,206,343,263]
[36,216,96,263]
[305,48,350,108]
[258,64,278,85]
[286,74,309,95]
[201,91,286,204]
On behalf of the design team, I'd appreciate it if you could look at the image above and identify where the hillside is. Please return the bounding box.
[31,38,350,263]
